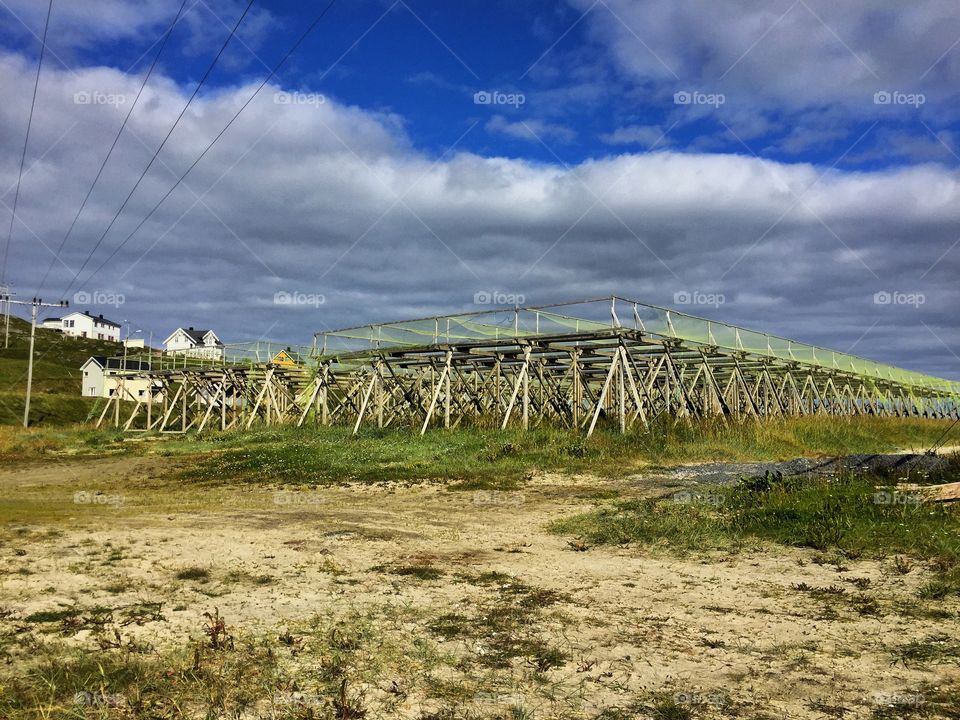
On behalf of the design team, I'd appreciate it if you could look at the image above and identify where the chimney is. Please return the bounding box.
[188,326,194,331]
[99,314,103,319]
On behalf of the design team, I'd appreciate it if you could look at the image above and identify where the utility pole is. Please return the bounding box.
[0,285,13,349]
[2,295,68,428]
[123,321,129,372]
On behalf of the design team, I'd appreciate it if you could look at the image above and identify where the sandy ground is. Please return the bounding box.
[1,454,958,719]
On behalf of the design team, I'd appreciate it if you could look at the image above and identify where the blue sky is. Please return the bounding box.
[8,1,956,168]
[0,0,959,377]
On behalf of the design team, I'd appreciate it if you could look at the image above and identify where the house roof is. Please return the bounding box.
[163,327,223,346]
[65,310,121,328]
[83,356,152,371]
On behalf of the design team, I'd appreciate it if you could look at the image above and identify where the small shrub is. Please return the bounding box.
[175,566,211,582]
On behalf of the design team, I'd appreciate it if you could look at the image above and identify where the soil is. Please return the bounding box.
[1,453,957,719]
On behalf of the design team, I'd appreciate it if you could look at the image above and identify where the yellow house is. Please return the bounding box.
[271,349,302,367]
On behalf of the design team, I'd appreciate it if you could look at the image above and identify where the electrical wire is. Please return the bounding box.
[72,0,339,294]
[926,416,959,455]
[60,0,255,299]
[35,0,190,296]
[2,0,54,284]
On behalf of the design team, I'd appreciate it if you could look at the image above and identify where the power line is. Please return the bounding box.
[60,0,255,299]
[72,0,339,294]
[35,0,190,297]
[1,0,54,284]
[926,416,959,455]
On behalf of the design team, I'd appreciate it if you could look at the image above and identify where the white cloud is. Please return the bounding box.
[1,52,958,377]
[571,0,960,111]
[485,115,576,144]
[0,0,277,59]
[559,0,960,150]
[600,124,669,147]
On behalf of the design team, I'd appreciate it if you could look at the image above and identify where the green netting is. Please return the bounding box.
[315,297,960,396]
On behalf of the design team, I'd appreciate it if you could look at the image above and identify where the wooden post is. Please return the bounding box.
[420,351,452,435]
[617,352,626,433]
[444,363,451,429]
[501,347,531,430]
[522,360,529,430]
[587,350,620,438]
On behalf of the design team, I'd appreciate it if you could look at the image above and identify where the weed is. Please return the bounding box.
[650,694,693,720]
[376,564,445,581]
[892,556,914,574]
[176,566,211,581]
[891,633,960,667]
[202,608,233,650]
[333,678,367,719]
[552,470,960,570]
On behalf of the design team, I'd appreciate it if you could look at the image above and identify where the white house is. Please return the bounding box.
[81,356,156,399]
[163,327,224,359]
[47,311,121,342]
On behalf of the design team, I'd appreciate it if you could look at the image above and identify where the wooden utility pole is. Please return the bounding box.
[1,295,69,428]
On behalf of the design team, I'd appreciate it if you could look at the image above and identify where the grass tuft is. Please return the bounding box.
[552,469,960,599]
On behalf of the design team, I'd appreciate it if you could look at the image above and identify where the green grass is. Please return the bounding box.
[0,607,392,720]
[890,633,960,668]
[426,572,567,671]
[552,469,960,557]
[0,414,953,482]
[172,416,955,486]
[0,315,126,426]
[552,467,960,597]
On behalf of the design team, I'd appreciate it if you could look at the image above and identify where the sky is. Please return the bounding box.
[0,0,958,378]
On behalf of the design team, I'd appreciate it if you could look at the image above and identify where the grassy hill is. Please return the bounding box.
[0,314,124,426]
